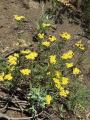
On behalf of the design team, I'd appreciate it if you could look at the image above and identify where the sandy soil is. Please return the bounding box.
[0,0,43,54]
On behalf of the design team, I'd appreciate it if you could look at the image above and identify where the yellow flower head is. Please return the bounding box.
[59,89,69,97]
[45,95,52,105]
[60,32,71,40]
[62,77,69,85]
[21,49,31,54]
[14,53,19,58]
[42,41,50,47]
[59,86,64,91]
[4,73,13,80]
[55,70,62,78]
[49,55,57,64]
[38,33,44,39]
[8,55,17,65]
[47,72,51,76]
[49,35,57,42]
[61,50,74,60]
[55,84,62,89]
[53,78,60,84]
[25,52,38,60]
[66,62,73,68]
[14,15,25,21]
[0,72,4,81]
[75,40,85,50]
[20,69,31,76]
[73,67,81,75]
[42,23,51,28]
[53,77,61,89]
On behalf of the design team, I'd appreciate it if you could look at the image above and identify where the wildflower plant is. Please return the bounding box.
[27,87,46,113]
[14,14,26,38]
[0,22,89,116]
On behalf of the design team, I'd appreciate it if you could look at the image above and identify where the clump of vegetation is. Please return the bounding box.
[0,2,90,119]
[0,15,89,118]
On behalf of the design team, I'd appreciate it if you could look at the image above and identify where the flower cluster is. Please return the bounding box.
[25,52,38,60]
[65,62,73,68]
[53,72,69,97]
[8,54,18,65]
[73,67,81,75]
[0,72,13,81]
[21,49,31,54]
[42,23,51,28]
[37,33,57,47]
[49,35,57,42]
[42,41,51,47]
[75,40,85,50]
[21,50,38,60]
[61,50,74,60]
[49,55,57,64]
[60,32,71,40]
[45,95,52,105]
[20,69,31,76]
[0,21,85,114]
[38,33,45,39]
[14,15,25,21]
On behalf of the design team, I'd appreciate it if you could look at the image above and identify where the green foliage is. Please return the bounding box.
[67,78,90,113]
[0,3,90,117]
[27,87,46,113]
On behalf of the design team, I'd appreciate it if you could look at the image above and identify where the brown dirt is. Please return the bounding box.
[0,0,85,52]
[0,0,43,54]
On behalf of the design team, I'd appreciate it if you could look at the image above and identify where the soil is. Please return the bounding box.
[0,0,90,119]
[0,0,43,54]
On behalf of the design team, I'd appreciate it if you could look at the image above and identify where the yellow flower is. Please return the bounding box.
[55,70,62,78]
[42,41,50,47]
[75,40,85,50]
[60,32,71,40]
[73,67,81,75]
[25,52,38,60]
[0,73,4,81]
[4,73,13,80]
[20,69,31,76]
[47,72,51,76]
[21,49,31,54]
[55,84,61,89]
[62,77,69,85]
[14,53,19,58]
[61,50,74,60]
[53,77,61,89]
[14,15,25,21]
[59,86,64,91]
[42,23,51,28]
[8,55,17,65]
[59,90,69,97]
[66,62,73,68]
[45,95,52,105]
[38,33,44,39]
[49,35,57,42]
[53,78,60,84]
[49,55,57,64]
